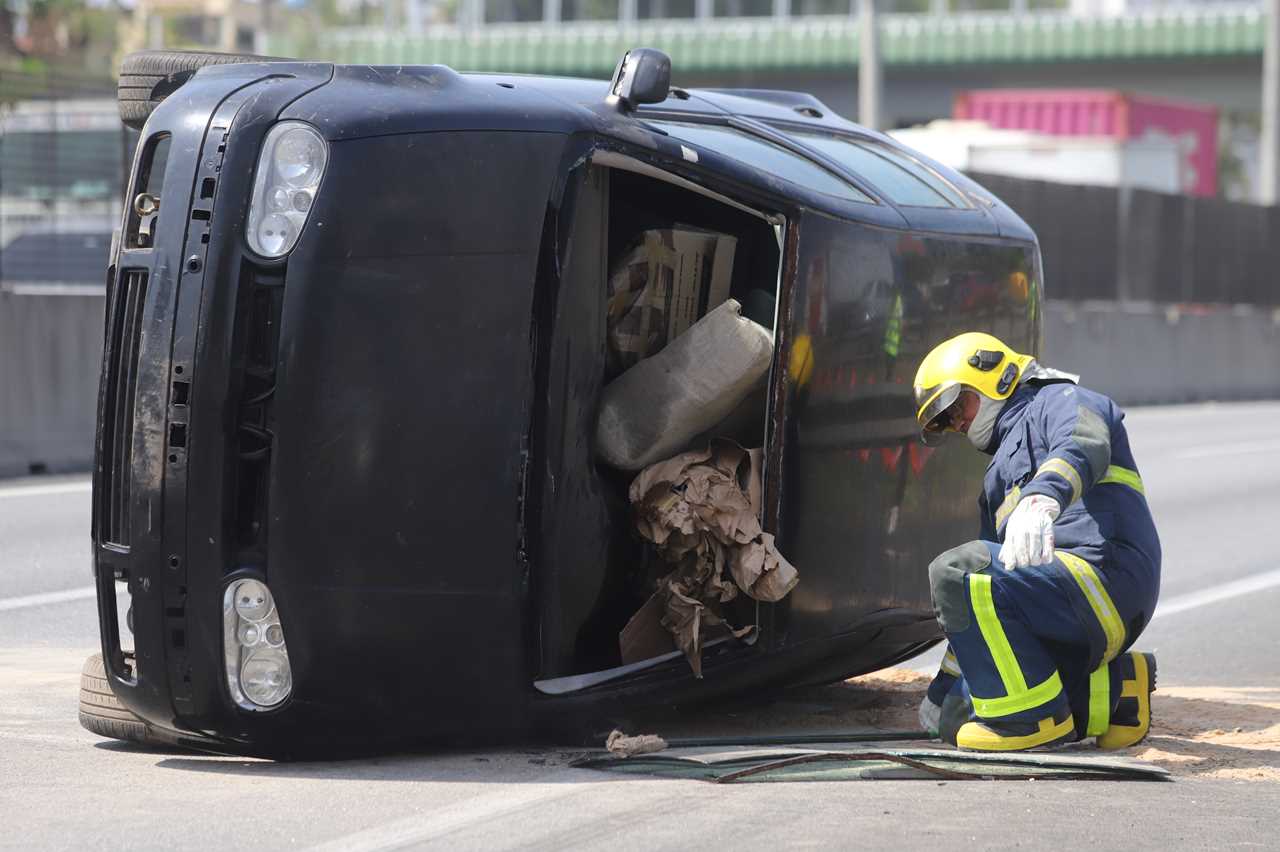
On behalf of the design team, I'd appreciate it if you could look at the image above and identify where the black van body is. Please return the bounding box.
[92,56,1043,756]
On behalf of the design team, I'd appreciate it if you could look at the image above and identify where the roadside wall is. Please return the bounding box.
[1,296,1277,477]
[1043,301,1280,406]
[971,172,1280,305]
[0,293,104,477]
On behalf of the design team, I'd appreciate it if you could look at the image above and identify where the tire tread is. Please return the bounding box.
[116,49,287,130]
[77,653,165,746]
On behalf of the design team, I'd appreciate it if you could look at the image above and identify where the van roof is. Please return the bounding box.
[276,63,1033,240]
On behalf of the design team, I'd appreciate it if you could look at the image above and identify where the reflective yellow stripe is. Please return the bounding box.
[969,574,1067,718]
[1087,664,1111,736]
[940,648,961,677]
[957,714,1076,751]
[962,570,1024,695]
[969,574,1026,696]
[971,671,1064,718]
[1098,464,1145,496]
[995,485,1021,531]
[1035,457,1083,504]
[1057,551,1126,664]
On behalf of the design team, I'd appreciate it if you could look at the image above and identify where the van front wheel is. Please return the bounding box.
[77,652,164,746]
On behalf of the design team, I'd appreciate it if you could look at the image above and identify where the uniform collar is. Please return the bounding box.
[985,385,1037,455]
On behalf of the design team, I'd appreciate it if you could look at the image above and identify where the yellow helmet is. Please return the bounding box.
[913,332,1034,444]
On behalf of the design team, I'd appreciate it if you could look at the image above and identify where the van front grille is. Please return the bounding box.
[230,267,283,563]
[98,268,149,548]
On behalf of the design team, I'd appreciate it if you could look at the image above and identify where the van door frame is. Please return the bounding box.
[528,146,800,692]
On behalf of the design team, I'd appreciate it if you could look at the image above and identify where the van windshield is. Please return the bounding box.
[646,120,874,204]
[781,130,969,208]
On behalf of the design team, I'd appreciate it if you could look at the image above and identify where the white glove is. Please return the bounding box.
[998,494,1061,569]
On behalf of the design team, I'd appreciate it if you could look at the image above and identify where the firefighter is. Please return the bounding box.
[912,332,1161,751]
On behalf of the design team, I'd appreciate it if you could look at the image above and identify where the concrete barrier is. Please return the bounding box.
[0,292,104,477]
[1044,301,1280,406]
[1,295,1277,478]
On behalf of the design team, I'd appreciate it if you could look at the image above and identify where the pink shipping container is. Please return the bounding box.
[953,89,1219,197]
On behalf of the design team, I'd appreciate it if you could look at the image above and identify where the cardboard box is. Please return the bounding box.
[606,226,737,374]
[667,227,737,341]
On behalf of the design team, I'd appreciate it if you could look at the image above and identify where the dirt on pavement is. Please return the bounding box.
[653,668,1280,781]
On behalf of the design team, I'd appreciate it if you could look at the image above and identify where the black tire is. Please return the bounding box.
[117,49,289,131]
[78,652,164,746]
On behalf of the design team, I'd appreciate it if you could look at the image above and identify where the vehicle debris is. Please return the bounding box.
[576,744,1172,782]
[605,729,669,758]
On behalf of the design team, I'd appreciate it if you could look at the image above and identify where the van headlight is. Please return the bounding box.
[223,578,293,710]
[246,122,327,258]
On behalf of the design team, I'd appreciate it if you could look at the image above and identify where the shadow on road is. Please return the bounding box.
[89,670,1279,784]
[149,749,594,782]
[93,739,190,757]
[133,669,931,779]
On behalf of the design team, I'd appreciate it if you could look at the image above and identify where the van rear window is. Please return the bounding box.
[647,120,874,205]
[784,130,969,208]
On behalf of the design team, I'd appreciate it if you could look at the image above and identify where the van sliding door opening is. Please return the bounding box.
[531,153,790,692]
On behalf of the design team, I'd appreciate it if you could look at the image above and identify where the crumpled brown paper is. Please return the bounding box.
[629,440,799,674]
[605,729,668,758]
[658,574,752,678]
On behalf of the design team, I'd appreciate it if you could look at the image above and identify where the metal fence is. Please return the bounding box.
[971,172,1280,305]
[0,72,130,475]
[1,71,135,296]
[269,4,1265,74]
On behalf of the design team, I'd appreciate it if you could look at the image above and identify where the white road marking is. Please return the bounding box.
[1151,567,1280,620]
[0,586,96,612]
[0,480,92,500]
[305,779,583,852]
[1172,440,1280,460]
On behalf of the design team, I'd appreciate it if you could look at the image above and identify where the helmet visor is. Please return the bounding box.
[918,384,964,446]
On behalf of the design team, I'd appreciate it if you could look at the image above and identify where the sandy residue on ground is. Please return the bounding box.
[652,667,1280,781]
[853,669,1280,781]
[1136,685,1280,781]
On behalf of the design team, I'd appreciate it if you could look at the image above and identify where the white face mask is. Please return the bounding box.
[966,393,1005,452]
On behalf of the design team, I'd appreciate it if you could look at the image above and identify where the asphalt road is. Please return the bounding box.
[2,402,1278,849]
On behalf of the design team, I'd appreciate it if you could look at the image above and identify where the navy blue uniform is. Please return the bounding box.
[928,381,1161,739]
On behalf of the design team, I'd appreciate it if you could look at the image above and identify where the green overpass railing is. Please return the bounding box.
[268,5,1265,75]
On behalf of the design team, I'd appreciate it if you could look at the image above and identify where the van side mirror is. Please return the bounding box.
[608,48,672,112]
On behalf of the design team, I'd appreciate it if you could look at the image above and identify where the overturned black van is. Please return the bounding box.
[85,48,1043,756]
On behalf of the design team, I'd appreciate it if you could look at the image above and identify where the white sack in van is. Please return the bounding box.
[595,299,773,471]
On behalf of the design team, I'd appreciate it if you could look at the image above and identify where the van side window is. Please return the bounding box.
[785,130,970,208]
[647,120,875,204]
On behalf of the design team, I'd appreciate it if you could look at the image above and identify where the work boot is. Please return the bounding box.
[956,706,1076,752]
[1097,652,1157,750]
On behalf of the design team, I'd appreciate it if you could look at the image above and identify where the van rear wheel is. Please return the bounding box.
[78,652,164,746]
[117,50,289,130]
